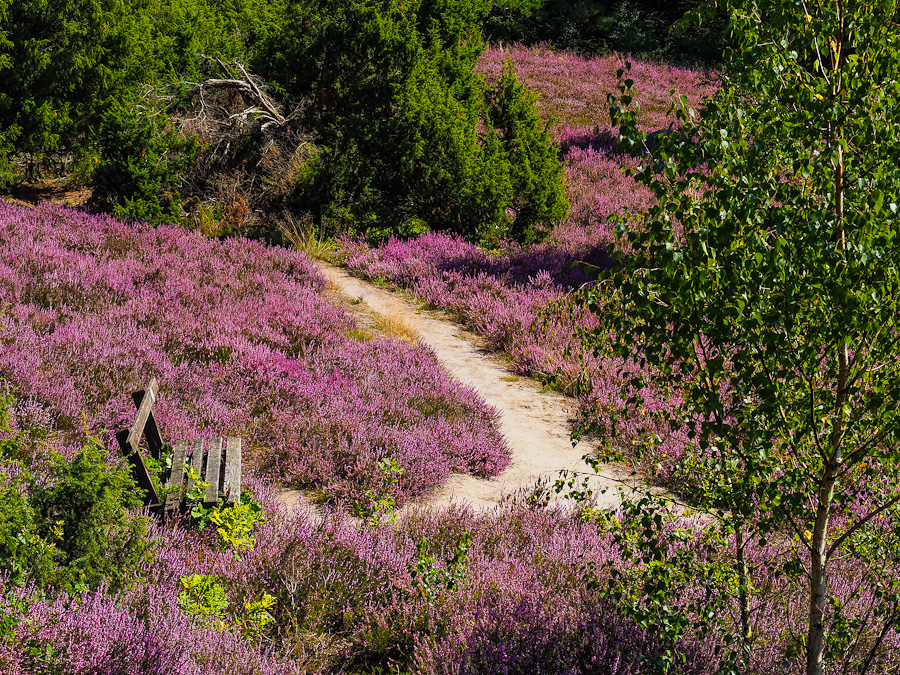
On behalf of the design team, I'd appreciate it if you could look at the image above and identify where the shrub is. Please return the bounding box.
[485,61,568,244]
[186,489,265,553]
[93,100,199,224]
[30,441,154,594]
[0,468,57,589]
[258,0,567,243]
[178,574,230,630]
[0,0,279,184]
[0,0,141,166]
[0,391,153,595]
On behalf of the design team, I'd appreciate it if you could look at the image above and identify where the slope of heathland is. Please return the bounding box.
[0,202,510,511]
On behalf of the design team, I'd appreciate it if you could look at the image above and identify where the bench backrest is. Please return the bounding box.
[116,377,163,507]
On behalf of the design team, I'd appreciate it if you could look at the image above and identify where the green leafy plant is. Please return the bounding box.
[579,1,900,672]
[180,473,264,556]
[0,390,153,595]
[143,443,174,502]
[237,591,277,638]
[0,471,57,588]
[352,458,404,525]
[178,574,230,630]
[408,531,471,605]
[181,464,214,528]
[30,438,154,594]
[93,99,199,224]
[0,594,26,644]
[178,573,276,637]
[209,490,264,553]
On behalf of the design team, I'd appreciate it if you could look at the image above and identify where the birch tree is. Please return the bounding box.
[582,1,900,672]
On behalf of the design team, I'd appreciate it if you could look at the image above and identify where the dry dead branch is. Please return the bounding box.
[174,59,286,128]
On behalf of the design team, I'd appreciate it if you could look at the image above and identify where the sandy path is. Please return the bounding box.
[321,263,632,512]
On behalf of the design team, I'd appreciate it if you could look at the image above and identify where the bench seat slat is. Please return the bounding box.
[224,437,241,504]
[184,438,204,503]
[165,440,188,510]
[204,437,223,504]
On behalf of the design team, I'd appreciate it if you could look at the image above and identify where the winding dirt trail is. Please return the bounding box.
[321,263,632,512]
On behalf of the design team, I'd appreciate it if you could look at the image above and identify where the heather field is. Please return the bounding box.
[3,394,896,674]
[1,199,898,674]
[0,373,871,675]
[0,202,509,509]
[0,469,724,674]
[335,46,715,482]
[4,0,900,668]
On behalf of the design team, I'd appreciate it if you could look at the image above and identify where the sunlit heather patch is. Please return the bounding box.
[478,44,718,131]
[0,503,697,675]
[0,203,509,507]
[3,462,896,673]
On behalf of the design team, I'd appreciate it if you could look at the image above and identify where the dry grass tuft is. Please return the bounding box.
[374,311,420,344]
[279,214,338,261]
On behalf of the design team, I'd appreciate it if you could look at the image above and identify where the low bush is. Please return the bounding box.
[0,391,153,595]
[93,101,200,225]
[0,0,280,181]
[484,61,568,244]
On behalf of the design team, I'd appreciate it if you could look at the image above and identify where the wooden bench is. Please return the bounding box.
[116,378,241,511]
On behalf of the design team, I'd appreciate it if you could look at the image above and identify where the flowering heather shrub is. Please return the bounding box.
[223,495,731,674]
[0,202,509,507]
[0,497,678,675]
[198,490,900,673]
[339,231,595,383]
[415,598,701,675]
[479,45,718,131]
[3,458,898,673]
[0,581,305,675]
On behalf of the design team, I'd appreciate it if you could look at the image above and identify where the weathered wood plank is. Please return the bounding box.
[165,439,188,510]
[224,436,242,504]
[132,389,165,460]
[116,428,161,507]
[204,437,223,504]
[126,377,159,456]
[184,438,204,499]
